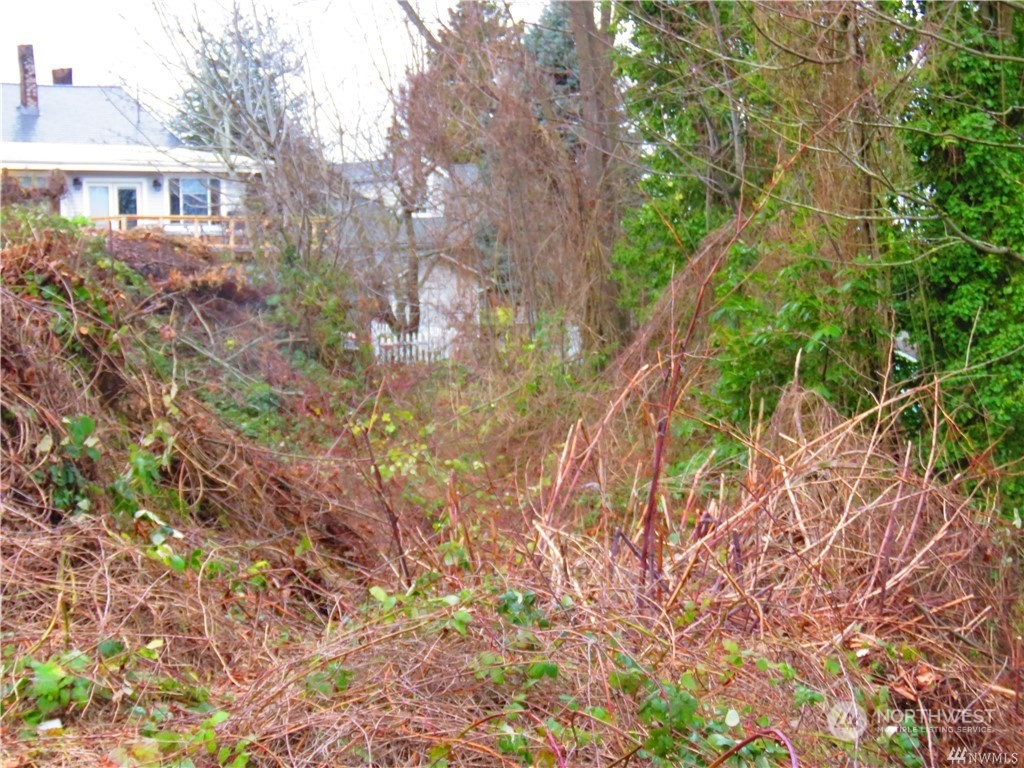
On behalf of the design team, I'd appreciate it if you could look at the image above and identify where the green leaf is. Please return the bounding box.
[155,729,185,751]
[69,676,92,703]
[707,732,734,749]
[62,650,91,672]
[205,710,230,726]
[65,415,96,448]
[369,586,389,603]
[31,660,68,701]
[98,638,126,659]
[793,685,824,707]
[527,661,559,680]
[608,669,642,694]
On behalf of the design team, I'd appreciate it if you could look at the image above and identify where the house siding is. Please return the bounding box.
[2,79,251,222]
[56,173,247,220]
[371,261,480,362]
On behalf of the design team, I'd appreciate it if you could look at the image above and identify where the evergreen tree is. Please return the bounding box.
[524,2,580,145]
[172,4,306,163]
[614,2,890,420]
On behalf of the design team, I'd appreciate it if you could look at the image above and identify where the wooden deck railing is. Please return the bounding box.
[89,215,349,254]
[89,215,256,252]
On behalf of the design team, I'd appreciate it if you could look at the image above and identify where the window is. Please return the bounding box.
[88,185,110,216]
[117,188,137,216]
[117,187,138,229]
[15,174,48,188]
[86,184,140,226]
[169,178,221,217]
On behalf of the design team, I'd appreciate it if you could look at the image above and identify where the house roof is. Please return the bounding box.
[1,84,181,147]
[337,160,394,186]
[1,83,257,175]
[335,160,481,189]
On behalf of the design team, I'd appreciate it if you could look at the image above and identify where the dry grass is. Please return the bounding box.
[2,225,1022,767]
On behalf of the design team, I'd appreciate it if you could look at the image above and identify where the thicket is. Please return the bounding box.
[893,2,1024,505]
[4,173,1024,768]
[4,1,1024,766]
[613,0,1023,513]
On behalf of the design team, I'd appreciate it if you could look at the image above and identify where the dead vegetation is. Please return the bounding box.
[0,172,67,211]
[2,224,1022,766]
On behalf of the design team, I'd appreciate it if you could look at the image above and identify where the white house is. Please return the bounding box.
[333,161,488,361]
[1,45,249,231]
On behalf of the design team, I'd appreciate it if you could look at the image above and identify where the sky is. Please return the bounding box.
[1,0,547,157]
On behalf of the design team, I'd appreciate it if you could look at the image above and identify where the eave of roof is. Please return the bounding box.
[1,141,259,175]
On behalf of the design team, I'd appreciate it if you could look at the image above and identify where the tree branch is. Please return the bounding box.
[397,0,441,52]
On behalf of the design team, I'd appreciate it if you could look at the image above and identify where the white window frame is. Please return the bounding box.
[169,177,221,218]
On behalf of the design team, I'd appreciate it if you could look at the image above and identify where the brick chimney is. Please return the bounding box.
[18,45,39,114]
[52,68,72,85]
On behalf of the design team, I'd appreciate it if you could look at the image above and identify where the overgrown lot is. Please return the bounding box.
[2,214,1022,766]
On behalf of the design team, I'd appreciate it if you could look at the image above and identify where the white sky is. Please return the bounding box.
[1,0,547,157]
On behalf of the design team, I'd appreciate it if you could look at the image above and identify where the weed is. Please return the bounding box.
[0,205,88,246]
[303,661,353,701]
[496,590,549,628]
[31,415,102,515]
[0,648,111,733]
[202,381,285,443]
[114,709,250,768]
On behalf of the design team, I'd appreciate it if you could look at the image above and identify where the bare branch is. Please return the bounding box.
[397,0,441,52]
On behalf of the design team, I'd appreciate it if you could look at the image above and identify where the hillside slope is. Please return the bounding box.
[2,217,1022,766]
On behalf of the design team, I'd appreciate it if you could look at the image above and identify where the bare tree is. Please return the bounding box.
[389,0,629,357]
[170,2,356,269]
[566,1,628,348]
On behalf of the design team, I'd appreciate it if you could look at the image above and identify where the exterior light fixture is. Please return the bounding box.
[72,177,82,189]
[152,178,163,190]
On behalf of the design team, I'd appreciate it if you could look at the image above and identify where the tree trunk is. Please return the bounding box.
[566,1,627,350]
[395,207,421,336]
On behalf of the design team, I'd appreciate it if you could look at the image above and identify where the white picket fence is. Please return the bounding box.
[369,320,582,365]
[371,321,449,363]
